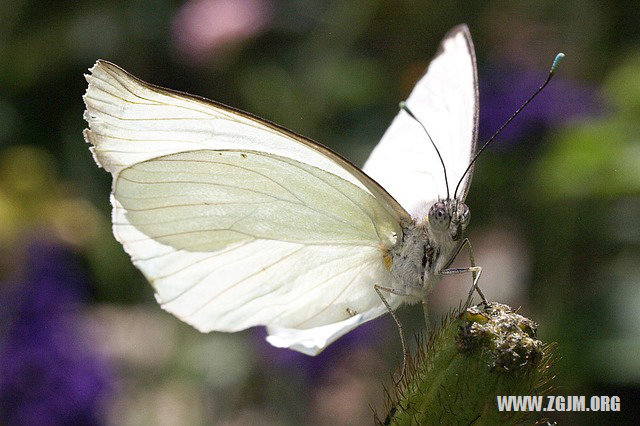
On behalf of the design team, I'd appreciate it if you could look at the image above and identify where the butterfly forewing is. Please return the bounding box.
[84,60,408,223]
[363,25,478,219]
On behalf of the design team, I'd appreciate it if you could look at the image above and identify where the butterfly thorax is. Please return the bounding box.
[388,200,470,301]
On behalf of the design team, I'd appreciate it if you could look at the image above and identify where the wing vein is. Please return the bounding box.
[293,261,370,328]
[247,255,369,325]
[180,246,307,317]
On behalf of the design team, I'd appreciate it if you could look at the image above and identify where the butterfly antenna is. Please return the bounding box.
[453,53,566,199]
[400,101,450,200]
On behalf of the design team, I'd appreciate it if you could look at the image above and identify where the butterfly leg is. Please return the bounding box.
[374,285,410,384]
[439,238,487,309]
[460,238,487,307]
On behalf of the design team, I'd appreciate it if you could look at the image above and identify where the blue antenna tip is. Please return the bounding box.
[551,53,565,73]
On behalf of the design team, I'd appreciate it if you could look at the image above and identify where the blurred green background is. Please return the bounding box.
[1,0,639,424]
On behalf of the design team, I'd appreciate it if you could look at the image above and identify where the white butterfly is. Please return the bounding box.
[83,24,482,356]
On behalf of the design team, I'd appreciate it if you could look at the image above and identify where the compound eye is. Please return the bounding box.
[428,202,450,231]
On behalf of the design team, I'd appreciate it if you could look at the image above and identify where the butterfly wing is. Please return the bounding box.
[363,24,479,220]
[265,304,390,355]
[83,61,410,354]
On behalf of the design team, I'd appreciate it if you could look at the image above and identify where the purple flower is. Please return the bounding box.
[0,240,112,425]
[479,63,602,146]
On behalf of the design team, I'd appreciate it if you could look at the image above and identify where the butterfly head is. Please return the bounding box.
[428,200,470,242]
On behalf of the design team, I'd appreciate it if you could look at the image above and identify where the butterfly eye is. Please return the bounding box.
[428,202,450,231]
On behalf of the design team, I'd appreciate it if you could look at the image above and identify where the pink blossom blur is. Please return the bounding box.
[173,0,272,62]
